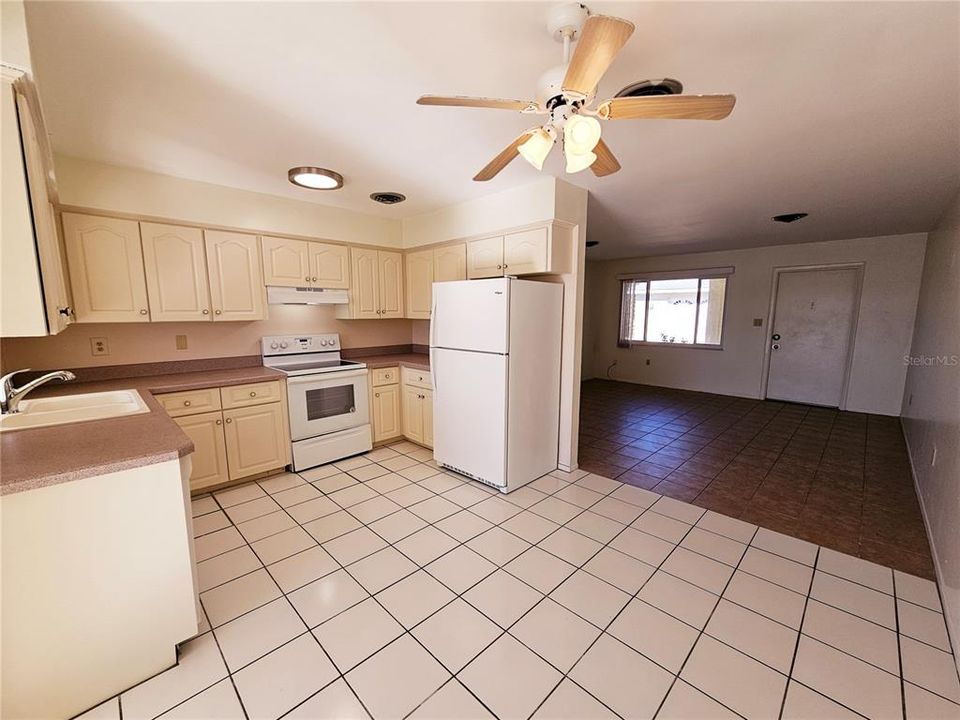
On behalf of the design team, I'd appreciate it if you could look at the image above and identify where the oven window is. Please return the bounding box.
[305,384,355,420]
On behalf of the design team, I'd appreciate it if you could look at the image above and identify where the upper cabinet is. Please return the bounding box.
[466,224,569,279]
[141,222,211,322]
[337,248,404,320]
[261,235,350,289]
[1,70,72,337]
[405,243,466,319]
[434,244,467,283]
[62,213,151,323]
[405,249,434,319]
[205,231,265,321]
[260,236,309,287]
[309,243,350,289]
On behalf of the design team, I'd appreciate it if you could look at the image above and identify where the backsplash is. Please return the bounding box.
[0,304,416,372]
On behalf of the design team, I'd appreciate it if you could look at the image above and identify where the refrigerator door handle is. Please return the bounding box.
[430,293,438,395]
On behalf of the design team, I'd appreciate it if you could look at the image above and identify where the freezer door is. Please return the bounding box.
[431,278,509,354]
[431,347,507,488]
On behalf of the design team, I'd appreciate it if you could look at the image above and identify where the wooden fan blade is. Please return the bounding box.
[591,139,621,177]
[562,15,635,97]
[473,131,536,182]
[598,94,736,121]
[417,95,538,112]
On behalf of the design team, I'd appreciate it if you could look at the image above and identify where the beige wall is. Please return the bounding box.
[1,0,32,69]
[0,305,413,370]
[901,189,960,657]
[584,232,927,416]
[55,156,402,247]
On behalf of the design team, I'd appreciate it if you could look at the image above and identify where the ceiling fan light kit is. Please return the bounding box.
[418,3,736,181]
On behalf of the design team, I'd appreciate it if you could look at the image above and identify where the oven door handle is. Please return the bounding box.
[285,369,369,386]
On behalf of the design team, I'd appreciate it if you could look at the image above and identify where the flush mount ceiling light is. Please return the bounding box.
[772,212,808,223]
[416,3,736,181]
[288,167,343,190]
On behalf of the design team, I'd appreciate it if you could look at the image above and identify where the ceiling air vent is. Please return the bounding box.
[615,78,683,98]
[370,192,406,205]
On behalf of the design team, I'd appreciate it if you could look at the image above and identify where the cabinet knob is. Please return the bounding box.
[497,265,502,270]
[202,309,209,315]
[215,309,222,315]
[183,400,191,407]
[385,373,391,379]
[140,309,148,315]
[305,276,311,282]
[225,417,233,424]
[312,276,318,282]
[375,393,380,398]
[215,419,222,425]
[249,391,257,397]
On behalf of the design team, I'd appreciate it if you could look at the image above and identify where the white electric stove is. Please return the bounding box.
[262,334,372,471]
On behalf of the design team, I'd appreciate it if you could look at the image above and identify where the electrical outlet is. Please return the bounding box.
[90,337,109,356]
[753,318,763,327]
[175,334,188,350]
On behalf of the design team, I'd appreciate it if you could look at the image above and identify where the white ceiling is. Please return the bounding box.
[25,1,960,259]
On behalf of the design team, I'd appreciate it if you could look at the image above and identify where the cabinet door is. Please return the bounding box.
[62,213,151,323]
[350,247,380,319]
[434,244,466,283]
[140,222,211,322]
[174,411,229,491]
[205,231,265,321]
[372,384,402,441]
[404,249,434,319]
[422,389,434,449]
[260,235,309,287]
[309,242,350,289]
[401,385,423,444]
[223,403,290,480]
[15,89,72,334]
[503,227,549,275]
[378,251,404,318]
[467,236,504,279]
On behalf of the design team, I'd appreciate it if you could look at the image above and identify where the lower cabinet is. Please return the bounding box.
[369,365,433,449]
[159,380,291,493]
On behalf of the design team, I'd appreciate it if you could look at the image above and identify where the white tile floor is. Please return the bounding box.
[79,442,959,720]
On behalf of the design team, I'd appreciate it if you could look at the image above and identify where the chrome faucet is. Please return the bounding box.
[0,369,76,414]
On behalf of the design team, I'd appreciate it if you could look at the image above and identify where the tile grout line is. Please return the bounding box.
[776,544,820,720]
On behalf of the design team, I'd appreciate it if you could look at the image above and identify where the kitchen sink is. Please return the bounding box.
[0,389,150,432]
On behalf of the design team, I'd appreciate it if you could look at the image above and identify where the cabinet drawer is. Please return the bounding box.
[402,366,432,390]
[156,387,222,417]
[371,367,400,387]
[220,380,283,410]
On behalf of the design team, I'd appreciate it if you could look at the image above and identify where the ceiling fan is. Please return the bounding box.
[417,3,736,182]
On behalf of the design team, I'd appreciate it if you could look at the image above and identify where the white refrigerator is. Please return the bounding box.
[430,277,563,492]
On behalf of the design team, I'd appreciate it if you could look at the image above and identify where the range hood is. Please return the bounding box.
[266,286,349,305]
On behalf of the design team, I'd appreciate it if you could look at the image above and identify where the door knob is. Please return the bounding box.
[772,343,781,351]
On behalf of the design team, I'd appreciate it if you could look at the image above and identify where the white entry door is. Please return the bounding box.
[766,267,860,407]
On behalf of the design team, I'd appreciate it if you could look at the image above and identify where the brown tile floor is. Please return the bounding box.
[577,379,935,579]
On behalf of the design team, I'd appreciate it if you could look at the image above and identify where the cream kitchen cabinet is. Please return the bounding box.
[400,367,433,448]
[62,213,151,323]
[337,248,404,319]
[141,223,211,322]
[369,367,402,442]
[205,231,266,321]
[157,380,290,492]
[1,70,73,337]
[222,403,289,480]
[405,244,467,319]
[466,224,570,279]
[261,235,349,289]
[173,410,229,491]
[434,244,467,283]
[404,249,434,319]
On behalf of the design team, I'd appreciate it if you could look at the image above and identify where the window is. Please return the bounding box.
[618,271,729,348]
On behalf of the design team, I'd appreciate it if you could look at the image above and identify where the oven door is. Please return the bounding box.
[286,369,370,441]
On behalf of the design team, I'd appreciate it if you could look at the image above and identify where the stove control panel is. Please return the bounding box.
[261,334,340,356]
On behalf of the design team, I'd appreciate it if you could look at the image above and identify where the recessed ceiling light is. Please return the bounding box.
[288,167,343,190]
[772,212,808,223]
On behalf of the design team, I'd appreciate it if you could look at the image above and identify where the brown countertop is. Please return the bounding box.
[361,353,431,371]
[1,366,285,496]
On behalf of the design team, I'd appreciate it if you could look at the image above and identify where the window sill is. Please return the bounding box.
[619,342,724,351]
